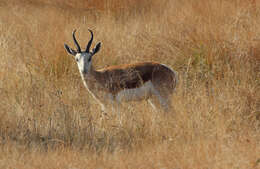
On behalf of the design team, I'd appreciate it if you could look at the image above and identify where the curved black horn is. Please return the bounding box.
[85,29,93,53]
[72,29,81,53]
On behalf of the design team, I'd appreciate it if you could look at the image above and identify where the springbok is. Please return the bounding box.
[64,29,178,118]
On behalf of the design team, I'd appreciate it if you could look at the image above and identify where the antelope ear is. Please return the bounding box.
[64,44,77,56]
[92,42,101,55]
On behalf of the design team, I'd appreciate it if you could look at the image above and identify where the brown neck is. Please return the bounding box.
[90,67,100,78]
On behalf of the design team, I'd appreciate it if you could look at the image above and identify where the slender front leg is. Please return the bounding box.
[80,75,107,114]
[113,95,123,125]
[87,88,106,112]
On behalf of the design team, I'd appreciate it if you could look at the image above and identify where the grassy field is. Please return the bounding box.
[0,0,259,168]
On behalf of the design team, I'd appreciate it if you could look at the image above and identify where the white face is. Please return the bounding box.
[64,29,101,75]
[75,52,92,74]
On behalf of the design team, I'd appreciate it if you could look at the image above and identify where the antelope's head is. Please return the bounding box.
[64,29,101,74]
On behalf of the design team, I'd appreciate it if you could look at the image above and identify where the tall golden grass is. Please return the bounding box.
[0,0,259,168]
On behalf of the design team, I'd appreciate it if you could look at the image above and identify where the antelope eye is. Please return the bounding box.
[75,58,79,62]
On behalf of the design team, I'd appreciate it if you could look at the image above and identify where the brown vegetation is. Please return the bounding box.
[0,0,259,168]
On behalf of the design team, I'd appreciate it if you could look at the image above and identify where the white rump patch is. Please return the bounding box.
[161,63,178,86]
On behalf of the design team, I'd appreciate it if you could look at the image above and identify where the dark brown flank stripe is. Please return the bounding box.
[92,62,176,95]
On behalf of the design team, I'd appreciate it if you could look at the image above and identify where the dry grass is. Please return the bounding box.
[0,0,259,168]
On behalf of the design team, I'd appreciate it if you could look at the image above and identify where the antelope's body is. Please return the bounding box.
[64,29,178,118]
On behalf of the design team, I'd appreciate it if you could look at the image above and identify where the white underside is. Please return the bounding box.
[113,81,171,112]
[80,72,170,113]
[115,81,155,102]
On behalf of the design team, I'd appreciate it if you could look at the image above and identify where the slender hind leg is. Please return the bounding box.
[161,95,173,113]
[148,99,158,111]
[147,99,159,125]
[150,85,173,113]
[149,95,172,113]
